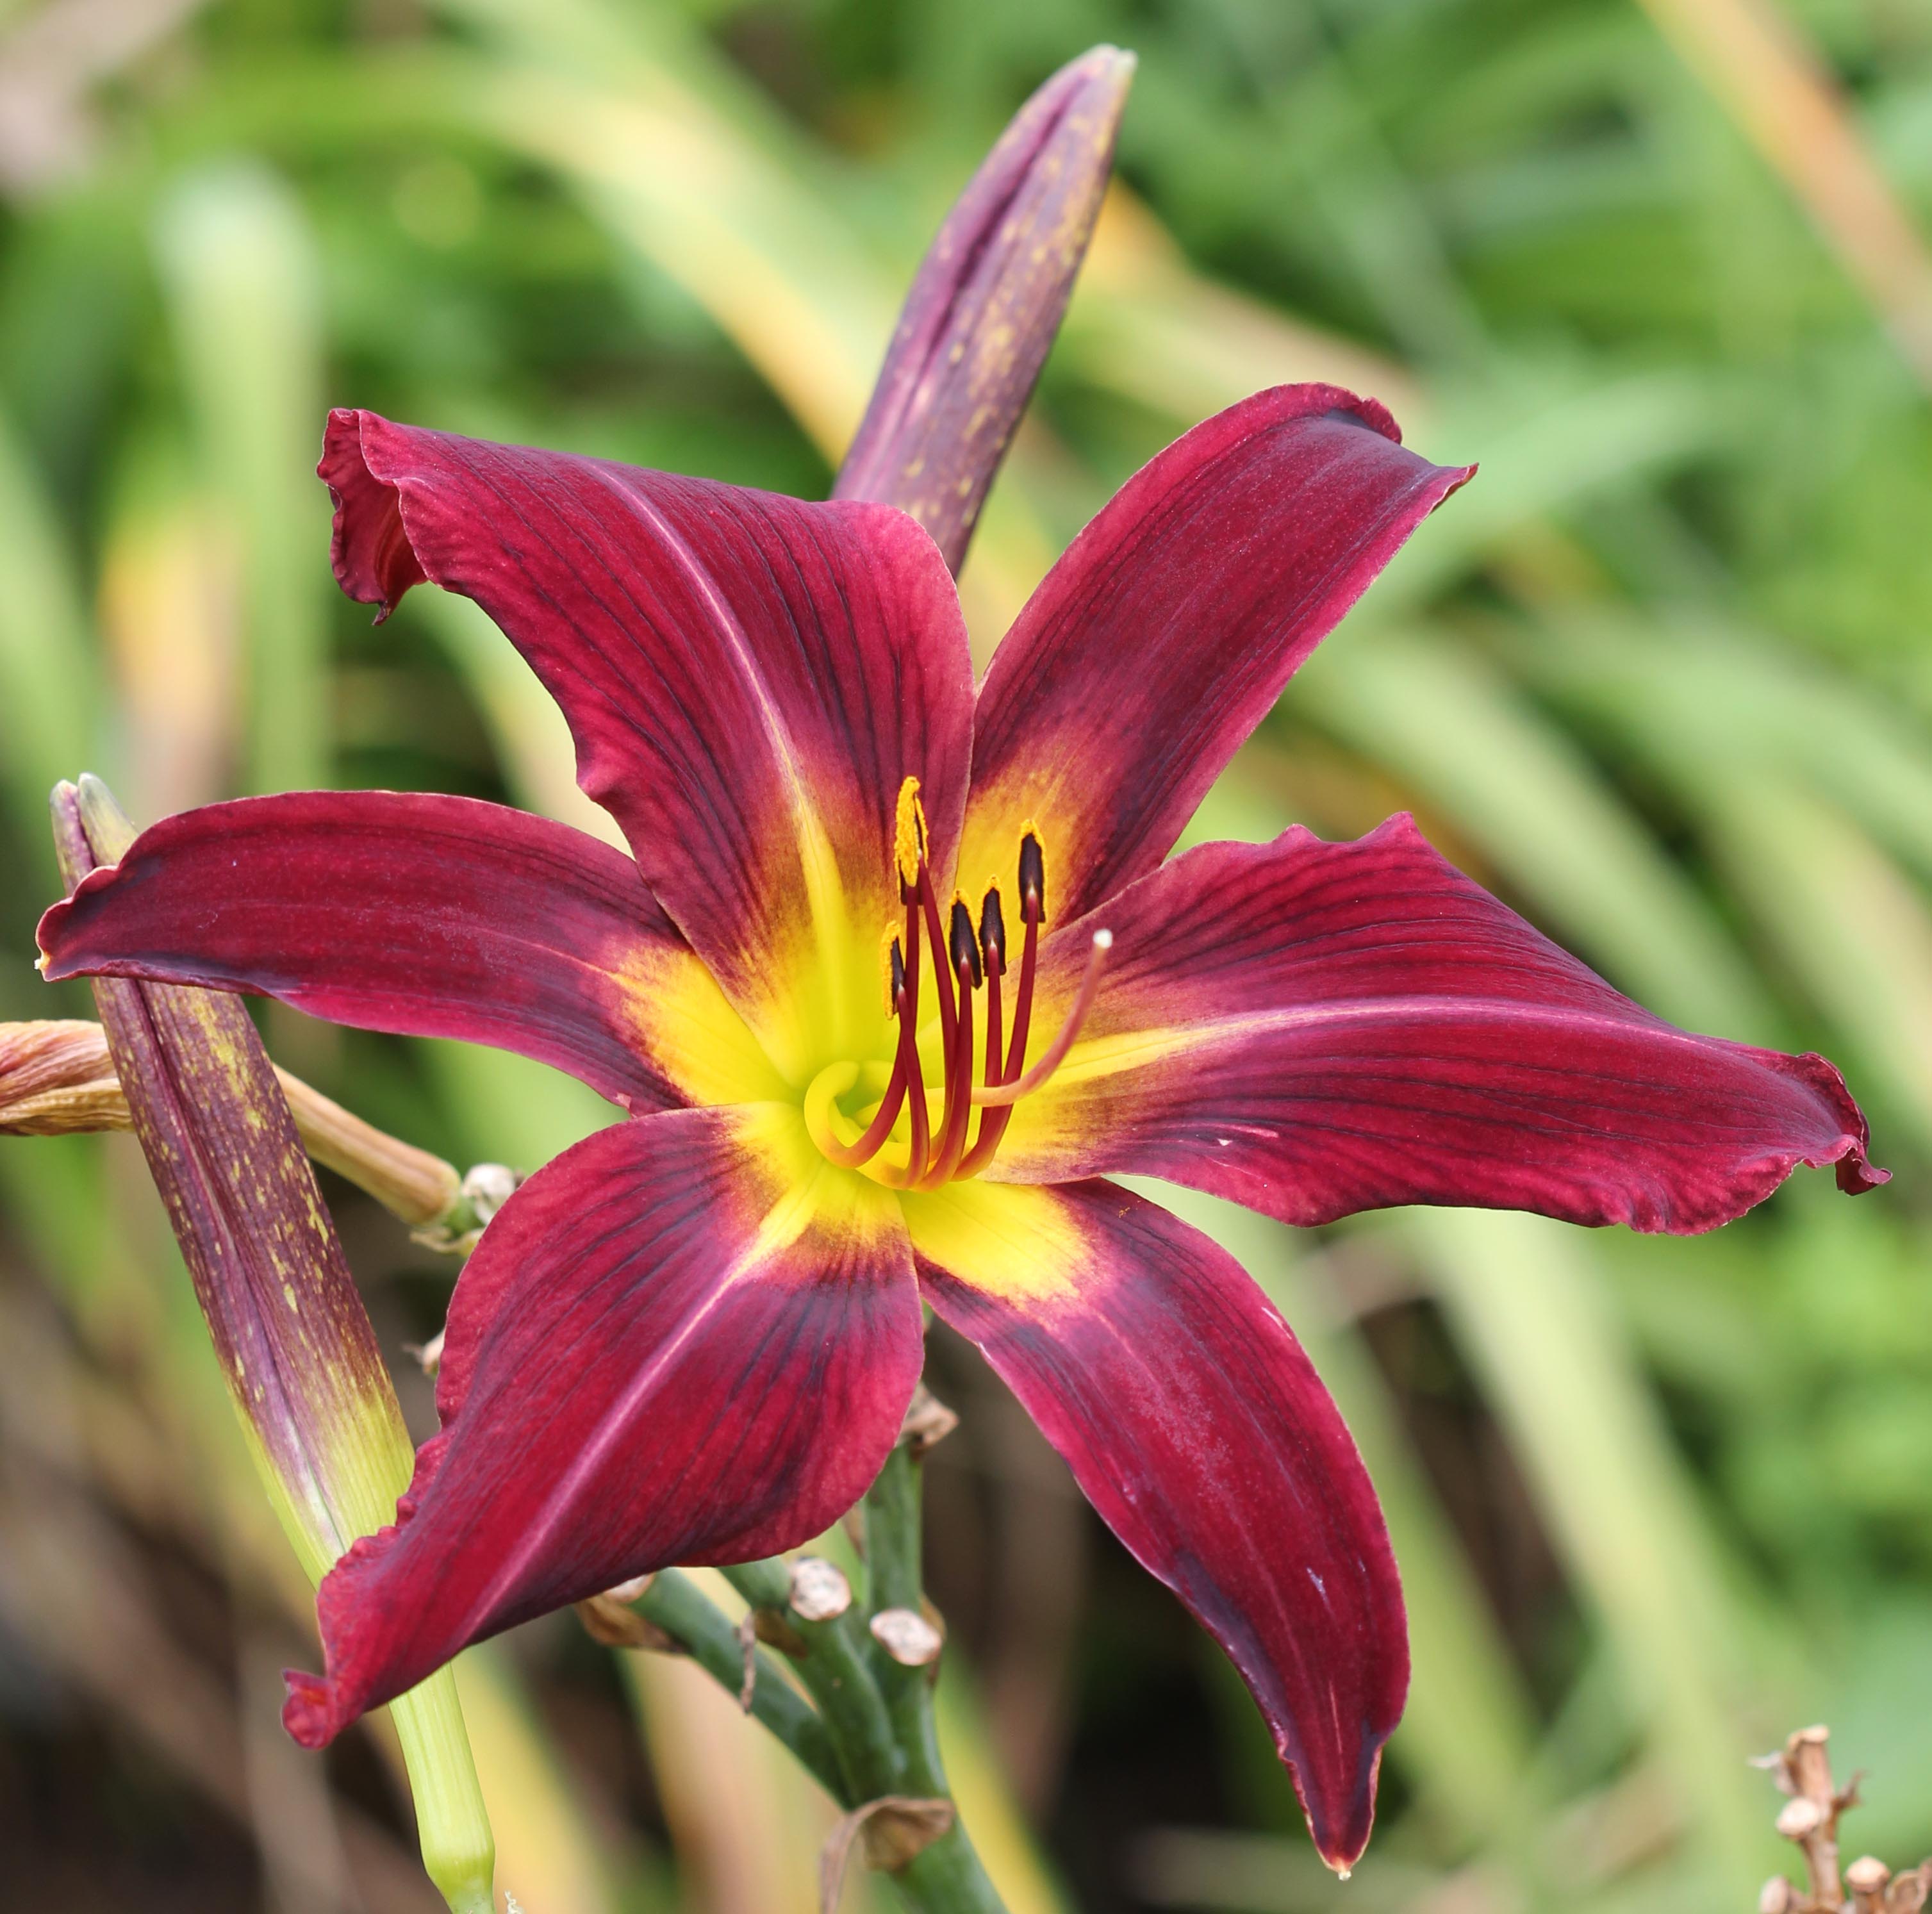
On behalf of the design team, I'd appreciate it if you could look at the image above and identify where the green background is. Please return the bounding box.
[4,1,1932,1910]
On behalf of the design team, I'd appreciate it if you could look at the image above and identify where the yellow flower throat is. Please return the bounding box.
[801,778,1110,1189]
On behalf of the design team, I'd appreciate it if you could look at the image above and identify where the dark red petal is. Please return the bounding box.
[322,413,975,1080]
[283,1107,923,1746]
[907,1176,1403,1870]
[834,45,1134,572]
[957,386,1471,925]
[992,817,1885,1228]
[37,791,779,1110]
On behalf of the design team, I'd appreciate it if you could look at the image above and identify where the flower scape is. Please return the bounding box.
[35,381,1883,1872]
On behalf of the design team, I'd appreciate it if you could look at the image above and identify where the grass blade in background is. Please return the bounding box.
[153,161,331,795]
[1408,1208,1792,1897]
[1292,627,1777,1040]
[0,403,97,887]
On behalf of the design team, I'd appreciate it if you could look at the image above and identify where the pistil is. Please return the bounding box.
[971,929,1112,1107]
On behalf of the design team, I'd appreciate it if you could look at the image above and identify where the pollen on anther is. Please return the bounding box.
[893,776,927,891]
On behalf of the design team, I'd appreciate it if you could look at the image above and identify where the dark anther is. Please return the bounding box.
[948,897,983,988]
[1018,832,1045,923]
[889,937,907,1005]
[978,887,1007,975]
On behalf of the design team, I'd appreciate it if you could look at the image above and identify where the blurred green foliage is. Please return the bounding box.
[3,1,1932,1911]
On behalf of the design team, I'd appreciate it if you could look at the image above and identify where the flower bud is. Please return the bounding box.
[835,44,1135,572]
[47,774,493,1914]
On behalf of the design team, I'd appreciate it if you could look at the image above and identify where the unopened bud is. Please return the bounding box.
[1759,1877,1796,1914]
[835,45,1135,573]
[788,1555,853,1622]
[46,777,496,1906]
[870,1606,943,1668]
[0,1017,472,1233]
[411,1161,521,1254]
[277,1071,461,1226]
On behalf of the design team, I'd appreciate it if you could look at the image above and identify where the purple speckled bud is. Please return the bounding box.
[835,45,1135,571]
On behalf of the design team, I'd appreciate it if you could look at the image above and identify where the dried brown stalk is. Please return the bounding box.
[1756,1726,1932,1912]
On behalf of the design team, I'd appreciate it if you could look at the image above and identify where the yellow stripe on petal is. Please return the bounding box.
[617,945,791,1107]
[732,1101,909,1260]
[900,1177,1091,1307]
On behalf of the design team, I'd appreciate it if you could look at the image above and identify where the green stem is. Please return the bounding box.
[390,1670,497,1914]
[628,1451,1011,1913]
[722,1560,904,1802]
[861,1446,1009,1914]
[629,1569,849,1804]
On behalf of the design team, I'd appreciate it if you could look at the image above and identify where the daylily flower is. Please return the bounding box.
[36,383,1881,1870]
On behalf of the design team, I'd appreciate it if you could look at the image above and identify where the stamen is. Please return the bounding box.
[872,906,931,1185]
[895,1036,932,1185]
[851,807,1079,1187]
[948,895,982,989]
[893,777,927,895]
[916,903,981,1188]
[972,930,1111,1107]
[978,883,1007,976]
[916,862,957,1060]
[959,837,1043,1178]
[1018,825,1045,923]
[977,884,1006,1083]
[1004,896,1039,1082]
[955,887,1009,1181]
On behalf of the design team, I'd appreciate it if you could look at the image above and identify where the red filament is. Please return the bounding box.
[846,822,1105,1186]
